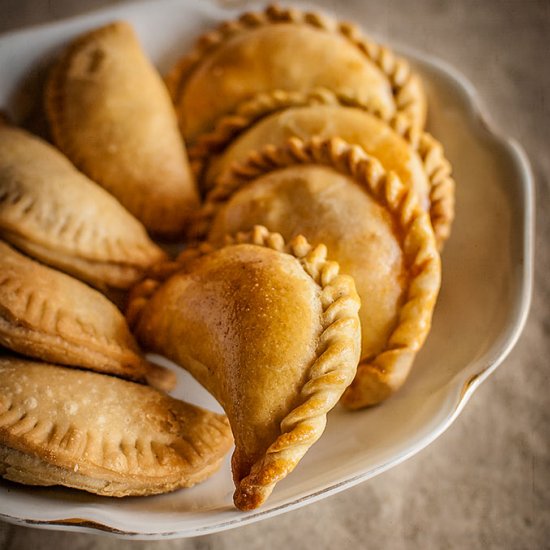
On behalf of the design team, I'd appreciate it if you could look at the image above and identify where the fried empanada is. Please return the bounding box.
[45,21,199,238]
[198,138,441,409]
[0,241,174,389]
[0,357,232,496]
[191,88,454,247]
[0,124,166,290]
[166,4,426,143]
[128,226,361,509]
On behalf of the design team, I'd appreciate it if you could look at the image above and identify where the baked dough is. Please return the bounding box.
[198,138,441,409]
[191,88,454,247]
[127,226,361,509]
[0,124,166,290]
[45,21,199,238]
[166,4,426,143]
[0,357,232,496]
[0,241,174,390]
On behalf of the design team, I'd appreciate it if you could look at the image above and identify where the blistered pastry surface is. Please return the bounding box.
[0,358,232,496]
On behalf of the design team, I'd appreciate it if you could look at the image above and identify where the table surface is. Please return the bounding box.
[0,1,548,548]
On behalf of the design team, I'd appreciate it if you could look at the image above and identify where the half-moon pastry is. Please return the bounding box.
[0,241,174,390]
[198,138,441,409]
[0,357,232,496]
[45,21,199,238]
[166,4,426,144]
[127,226,361,509]
[0,124,166,290]
[190,88,454,247]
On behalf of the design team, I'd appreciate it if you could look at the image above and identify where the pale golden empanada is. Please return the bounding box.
[0,124,166,290]
[0,241,174,389]
[166,4,426,144]
[46,21,199,238]
[0,357,232,496]
[128,226,361,509]
[199,138,441,409]
[191,88,454,247]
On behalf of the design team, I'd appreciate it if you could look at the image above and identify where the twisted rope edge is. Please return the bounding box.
[196,136,441,409]
[125,224,361,509]
[231,226,361,509]
[165,3,425,132]
[189,86,454,248]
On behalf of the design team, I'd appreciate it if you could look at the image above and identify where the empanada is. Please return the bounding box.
[0,357,232,496]
[191,88,454,247]
[166,4,426,144]
[0,241,174,390]
[45,21,199,238]
[0,124,166,290]
[127,226,361,509]
[198,138,441,409]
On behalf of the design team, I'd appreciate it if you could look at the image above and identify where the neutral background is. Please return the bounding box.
[0,1,548,548]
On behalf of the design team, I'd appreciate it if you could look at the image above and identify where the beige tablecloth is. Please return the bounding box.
[0,1,548,548]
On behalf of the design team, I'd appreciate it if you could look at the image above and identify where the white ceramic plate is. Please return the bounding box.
[0,0,534,539]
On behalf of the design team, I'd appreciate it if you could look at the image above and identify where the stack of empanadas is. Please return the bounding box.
[0,22,228,497]
[0,3,454,511]
[165,3,453,415]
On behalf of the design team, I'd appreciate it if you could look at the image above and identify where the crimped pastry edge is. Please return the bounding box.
[127,225,361,510]
[0,241,177,390]
[195,136,441,409]
[165,3,426,135]
[0,123,168,282]
[0,443,226,497]
[0,359,232,496]
[0,230,154,291]
[188,87,454,248]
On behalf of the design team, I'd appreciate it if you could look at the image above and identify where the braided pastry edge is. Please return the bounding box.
[196,136,441,409]
[189,87,453,249]
[165,3,426,134]
[126,224,361,509]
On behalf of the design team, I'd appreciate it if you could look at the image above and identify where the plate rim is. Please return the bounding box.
[0,0,535,539]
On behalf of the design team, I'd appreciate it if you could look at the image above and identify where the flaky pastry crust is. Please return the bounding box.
[128,225,361,509]
[197,138,441,409]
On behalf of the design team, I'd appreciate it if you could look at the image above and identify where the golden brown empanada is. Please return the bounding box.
[45,21,199,238]
[198,138,441,409]
[166,4,427,144]
[190,88,454,247]
[0,241,174,389]
[0,124,166,290]
[128,226,361,509]
[0,357,232,496]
